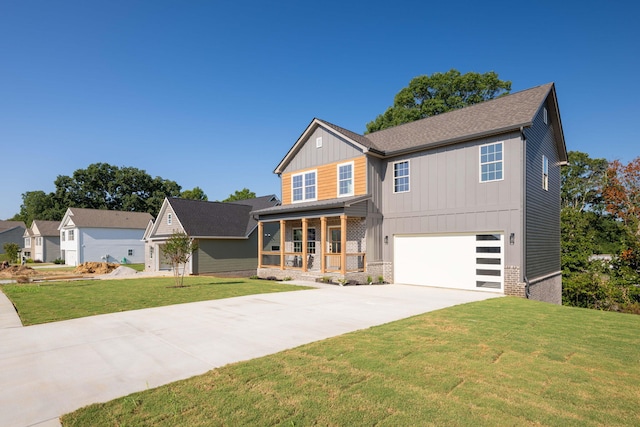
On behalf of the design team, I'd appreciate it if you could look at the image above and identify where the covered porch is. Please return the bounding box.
[253,196,370,281]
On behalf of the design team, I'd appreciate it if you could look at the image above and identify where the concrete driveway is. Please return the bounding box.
[0,282,500,427]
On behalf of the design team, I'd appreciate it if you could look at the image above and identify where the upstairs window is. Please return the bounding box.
[338,162,354,197]
[393,160,410,193]
[480,142,503,182]
[61,231,65,242]
[543,107,548,125]
[167,213,172,225]
[68,230,75,241]
[542,155,549,191]
[24,237,31,248]
[292,171,317,202]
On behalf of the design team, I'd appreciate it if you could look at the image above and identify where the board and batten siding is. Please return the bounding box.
[380,132,524,268]
[282,127,364,174]
[281,156,367,205]
[525,102,562,279]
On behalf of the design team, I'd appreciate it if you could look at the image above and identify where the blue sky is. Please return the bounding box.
[1,0,638,220]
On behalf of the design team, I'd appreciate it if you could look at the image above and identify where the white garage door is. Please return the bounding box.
[64,250,78,267]
[394,233,503,292]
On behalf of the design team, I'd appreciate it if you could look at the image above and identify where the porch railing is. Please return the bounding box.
[260,251,365,273]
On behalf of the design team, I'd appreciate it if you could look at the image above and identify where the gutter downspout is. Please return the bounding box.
[521,126,531,299]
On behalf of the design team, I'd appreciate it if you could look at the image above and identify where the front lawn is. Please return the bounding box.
[1,277,311,325]
[61,297,640,426]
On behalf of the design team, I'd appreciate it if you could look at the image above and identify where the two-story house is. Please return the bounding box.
[253,83,567,304]
[58,208,153,266]
[23,220,61,262]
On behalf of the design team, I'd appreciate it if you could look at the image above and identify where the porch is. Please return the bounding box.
[253,196,372,282]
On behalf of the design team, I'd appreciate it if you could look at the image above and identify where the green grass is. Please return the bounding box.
[1,277,311,325]
[61,297,640,426]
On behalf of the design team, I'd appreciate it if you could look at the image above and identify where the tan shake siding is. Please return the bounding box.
[155,207,184,235]
[281,156,366,205]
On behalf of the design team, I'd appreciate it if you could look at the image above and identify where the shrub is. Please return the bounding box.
[53,258,65,265]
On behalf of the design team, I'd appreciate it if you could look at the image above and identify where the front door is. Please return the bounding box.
[328,226,341,269]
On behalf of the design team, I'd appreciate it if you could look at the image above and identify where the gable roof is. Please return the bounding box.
[166,195,280,238]
[275,83,567,174]
[0,220,26,235]
[60,208,153,230]
[31,220,61,237]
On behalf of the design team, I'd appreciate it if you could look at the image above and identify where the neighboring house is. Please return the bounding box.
[144,196,280,276]
[0,220,27,258]
[22,220,61,262]
[58,208,153,266]
[253,83,567,304]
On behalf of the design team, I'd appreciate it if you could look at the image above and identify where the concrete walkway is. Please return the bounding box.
[0,283,500,427]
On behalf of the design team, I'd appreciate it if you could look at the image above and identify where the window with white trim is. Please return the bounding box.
[167,213,172,225]
[480,142,503,182]
[337,162,354,197]
[36,237,42,246]
[128,249,134,256]
[61,231,65,242]
[292,171,317,202]
[393,160,410,193]
[542,155,549,191]
[293,228,316,253]
[543,107,548,125]
[68,230,75,241]
[24,237,31,248]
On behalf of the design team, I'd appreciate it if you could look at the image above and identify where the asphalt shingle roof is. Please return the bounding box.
[0,220,26,233]
[168,195,280,237]
[32,220,61,236]
[66,208,153,229]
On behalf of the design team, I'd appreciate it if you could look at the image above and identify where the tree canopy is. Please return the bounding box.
[365,69,511,133]
[223,188,256,202]
[561,151,608,212]
[13,163,182,224]
[181,187,208,201]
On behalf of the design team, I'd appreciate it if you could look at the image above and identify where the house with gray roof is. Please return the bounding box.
[22,220,61,262]
[0,220,26,259]
[58,208,153,266]
[253,82,567,304]
[143,196,280,275]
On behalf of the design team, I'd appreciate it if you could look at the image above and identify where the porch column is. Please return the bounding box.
[320,216,327,273]
[280,220,286,270]
[302,217,308,271]
[340,214,347,275]
[257,221,263,269]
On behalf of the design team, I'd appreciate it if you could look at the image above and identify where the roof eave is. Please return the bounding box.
[383,123,532,158]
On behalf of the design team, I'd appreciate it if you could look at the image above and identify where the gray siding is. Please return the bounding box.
[1,227,26,254]
[156,206,184,235]
[43,236,60,262]
[380,132,524,268]
[525,102,562,279]
[283,127,364,174]
[194,232,258,274]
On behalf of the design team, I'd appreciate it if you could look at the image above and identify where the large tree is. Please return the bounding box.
[13,163,182,223]
[365,69,511,133]
[561,151,608,212]
[181,187,208,201]
[223,188,256,202]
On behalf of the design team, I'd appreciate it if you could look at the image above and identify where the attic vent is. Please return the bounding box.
[316,137,323,148]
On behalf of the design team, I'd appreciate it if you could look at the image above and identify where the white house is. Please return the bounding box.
[58,207,153,266]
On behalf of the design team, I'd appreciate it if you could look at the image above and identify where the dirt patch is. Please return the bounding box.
[74,262,119,275]
[0,265,38,278]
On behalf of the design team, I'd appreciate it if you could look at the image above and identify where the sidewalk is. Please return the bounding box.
[0,289,22,328]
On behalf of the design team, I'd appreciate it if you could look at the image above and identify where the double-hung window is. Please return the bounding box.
[292,171,317,202]
[393,160,410,193]
[480,142,503,182]
[337,162,354,197]
[68,230,75,241]
[542,155,549,191]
